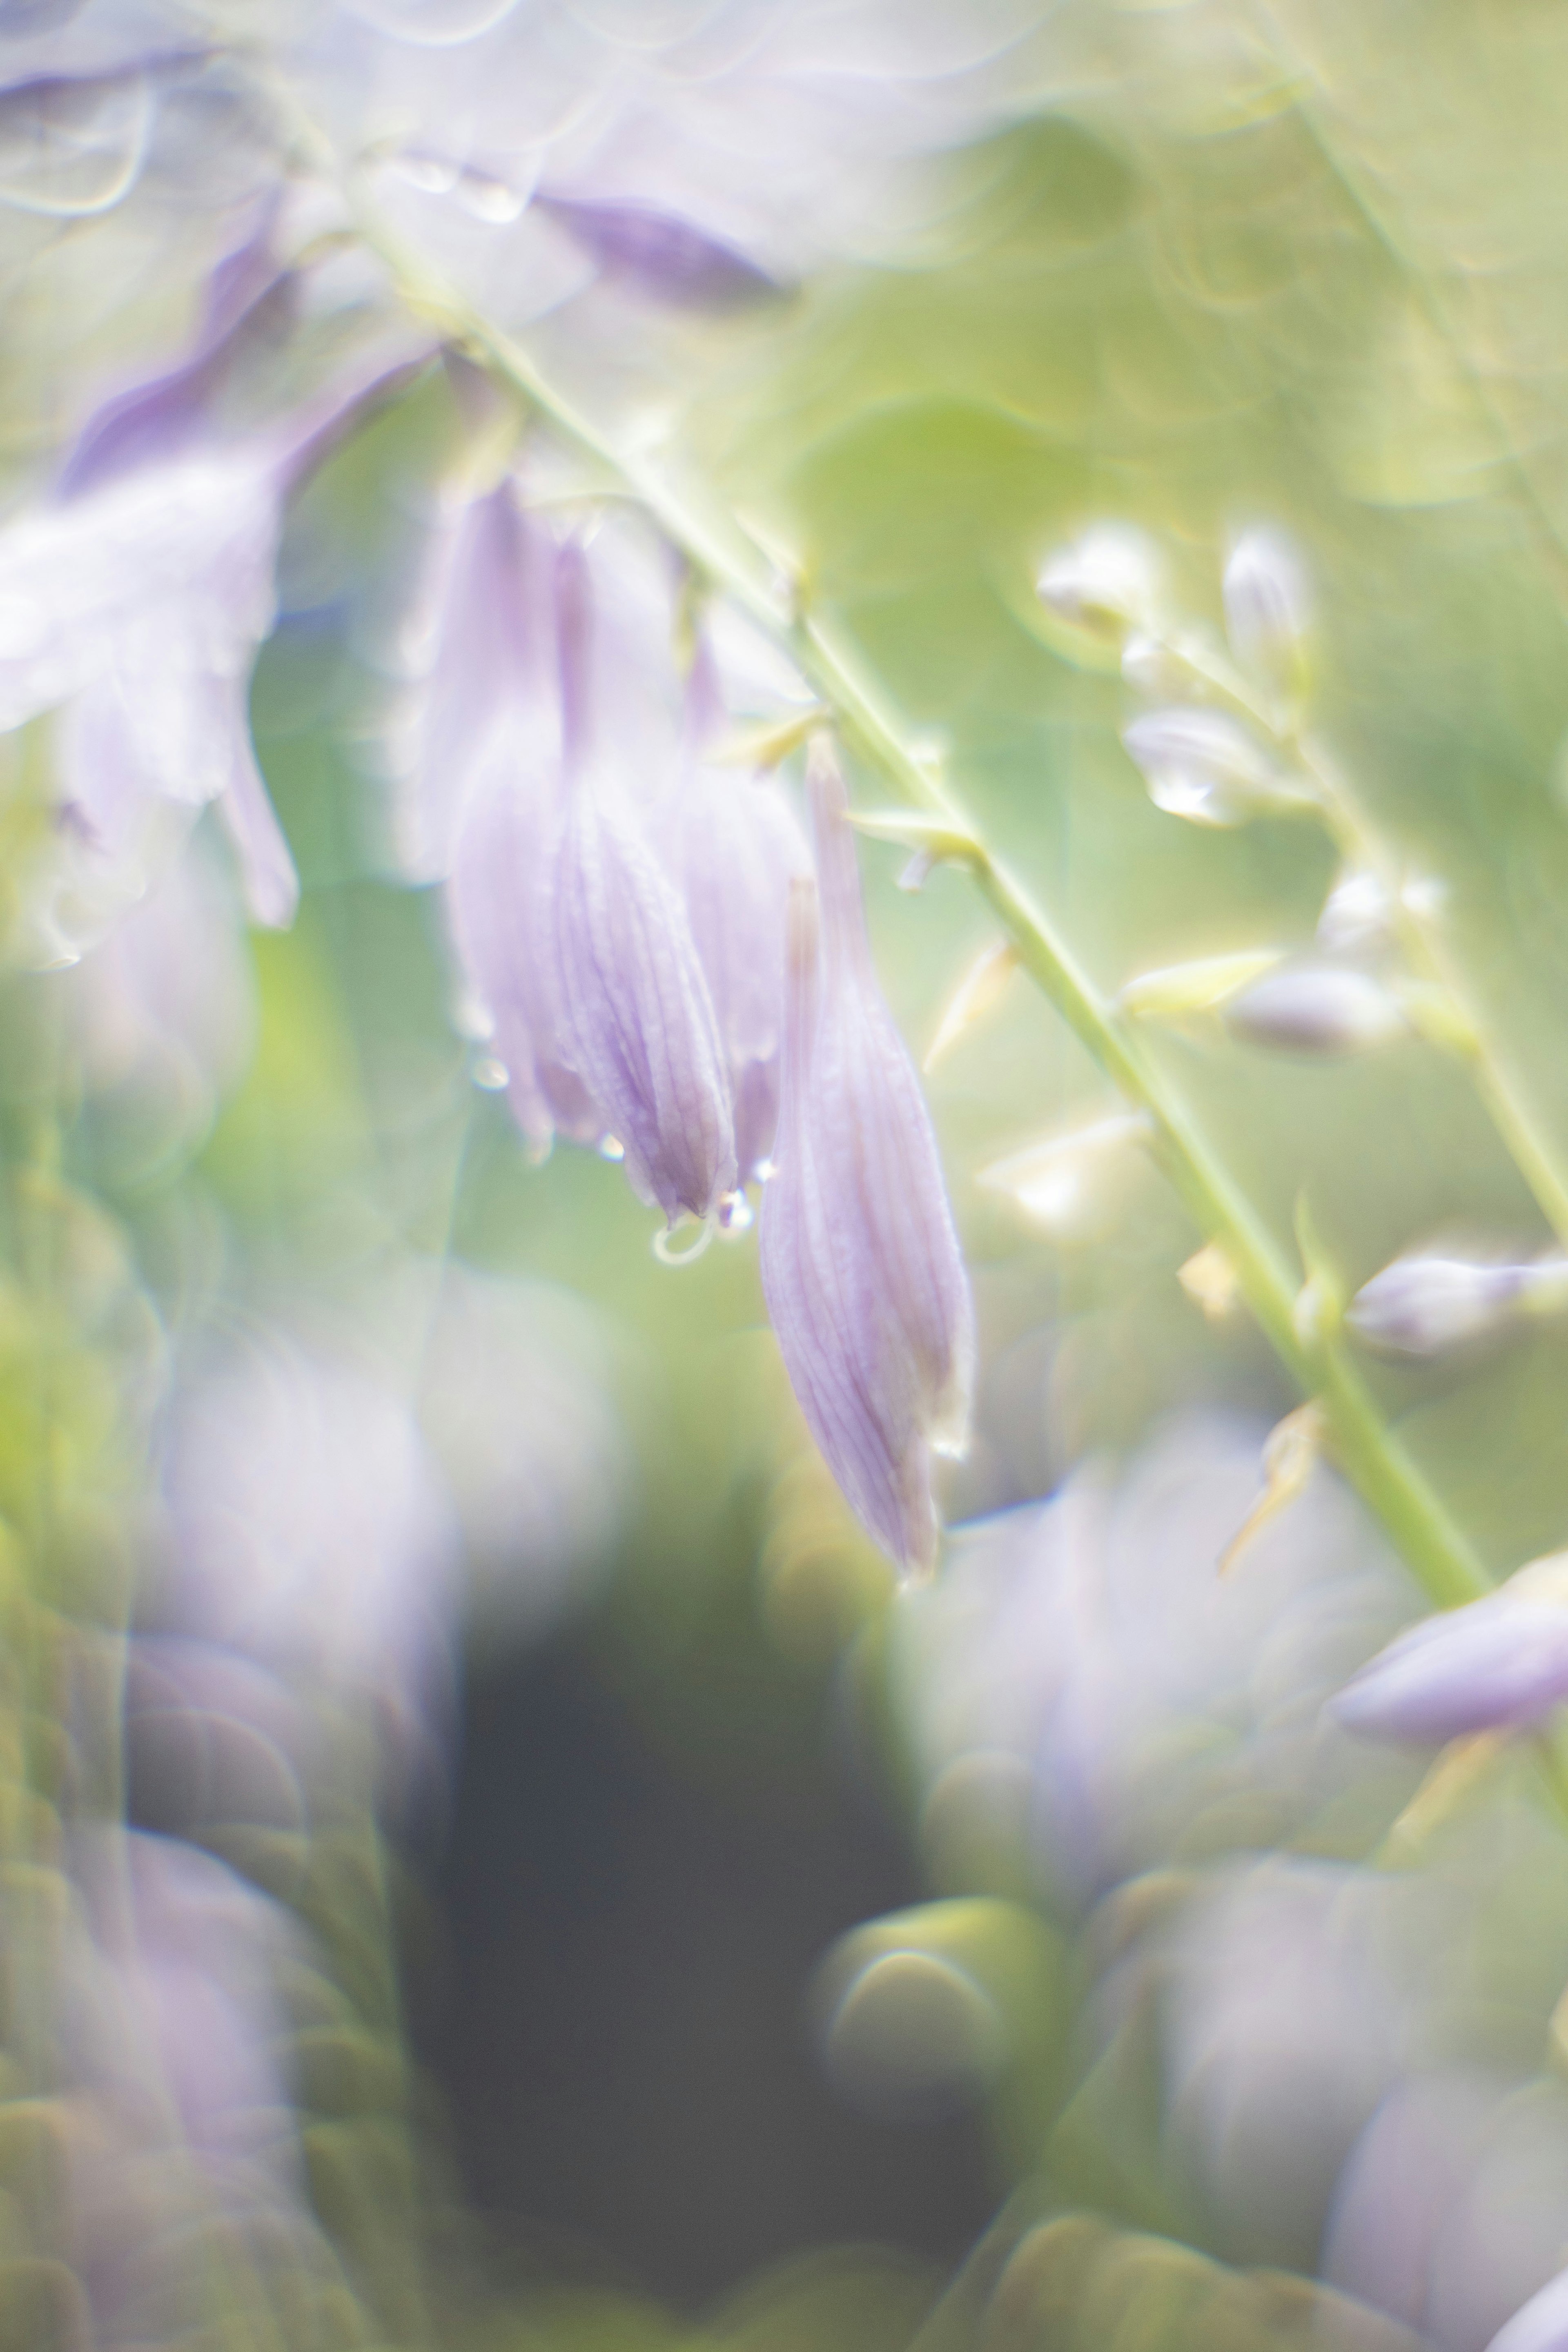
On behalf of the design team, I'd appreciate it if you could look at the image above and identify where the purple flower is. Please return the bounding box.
[550,541,735,1223]
[396,479,601,1154]
[663,644,812,1180]
[759,737,973,1577]
[534,192,788,311]
[1331,1560,1568,1744]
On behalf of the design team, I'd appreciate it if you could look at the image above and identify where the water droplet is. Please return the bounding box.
[472,1054,509,1091]
[719,1189,754,1235]
[597,1134,625,1163]
[456,170,526,225]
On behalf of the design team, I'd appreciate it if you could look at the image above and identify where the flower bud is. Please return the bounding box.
[759,740,975,1578]
[551,545,736,1225]
[1222,527,1311,690]
[1036,526,1162,647]
[1121,708,1313,827]
[1332,1554,1568,1745]
[1223,963,1410,1056]
[1345,1253,1539,1357]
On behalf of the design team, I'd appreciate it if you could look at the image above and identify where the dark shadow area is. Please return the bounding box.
[413,1626,997,2309]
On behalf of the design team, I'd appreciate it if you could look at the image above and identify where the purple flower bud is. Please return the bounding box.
[759,739,975,1577]
[550,543,735,1224]
[664,646,812,1180]
[534,193,788,312]
[1332,1561,1568,1744]
[1346,1254,1538,1357]
[1224,962,1410,1056]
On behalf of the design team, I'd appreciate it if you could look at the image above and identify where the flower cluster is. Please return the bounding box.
[394,469,974,1574]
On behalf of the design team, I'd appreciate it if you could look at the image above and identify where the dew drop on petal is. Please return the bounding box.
[597,1134,626,1164]
[456,171,527,225]
[472,1054,509,1091]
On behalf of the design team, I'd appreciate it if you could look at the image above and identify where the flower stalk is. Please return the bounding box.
[334,173,1489,1611]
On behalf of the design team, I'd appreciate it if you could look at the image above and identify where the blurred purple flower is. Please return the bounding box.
[1332,1560,1568,1745]
[662,644,812,1181]
[760,737,973,1577]
[155,1330,461,1779]
[550,540,735,1223]
[534,192,788,311]
[894,1413,1416,1904]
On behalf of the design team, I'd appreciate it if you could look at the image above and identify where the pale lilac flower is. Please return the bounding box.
[534,192,788,311]
[64,1830,329,2345]
[663,644,812,1180]
[1332,1557,1568,1745]
[156,1330,461,1771]
[550,541,735,1223]
[397,479,601,1153]
[1324,2070,1568,2352]
[759,737,974,1577]
[894,1412,1413,1904]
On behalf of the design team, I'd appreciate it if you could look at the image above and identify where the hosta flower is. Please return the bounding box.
[1332,1555,1568,1744]
[759,737,973,1577]
[550,542,735,1223]
[663,644,812,1181]
[0,223,426,958]
[399,479,599,1154]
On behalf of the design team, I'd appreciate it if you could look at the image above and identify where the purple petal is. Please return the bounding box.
[759,741,975,1575]
[58,206,291,497]
[394,479,557,884]
[447,733,599,1155]
[552,771,735,1222]
[535,193,788,312]
[664,748,811,1180]
[1332,1597,1568,1743]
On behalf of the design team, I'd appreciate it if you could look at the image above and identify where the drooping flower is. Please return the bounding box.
[399,478,600,1154]
[0,225,427,958]
[549,541,735,1224]
[759,737,974,1577]
[1331,1555,1568,1745]
[662,642,812,1182]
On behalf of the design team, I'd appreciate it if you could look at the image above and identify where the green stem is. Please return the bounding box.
[339,182,1488,1608]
